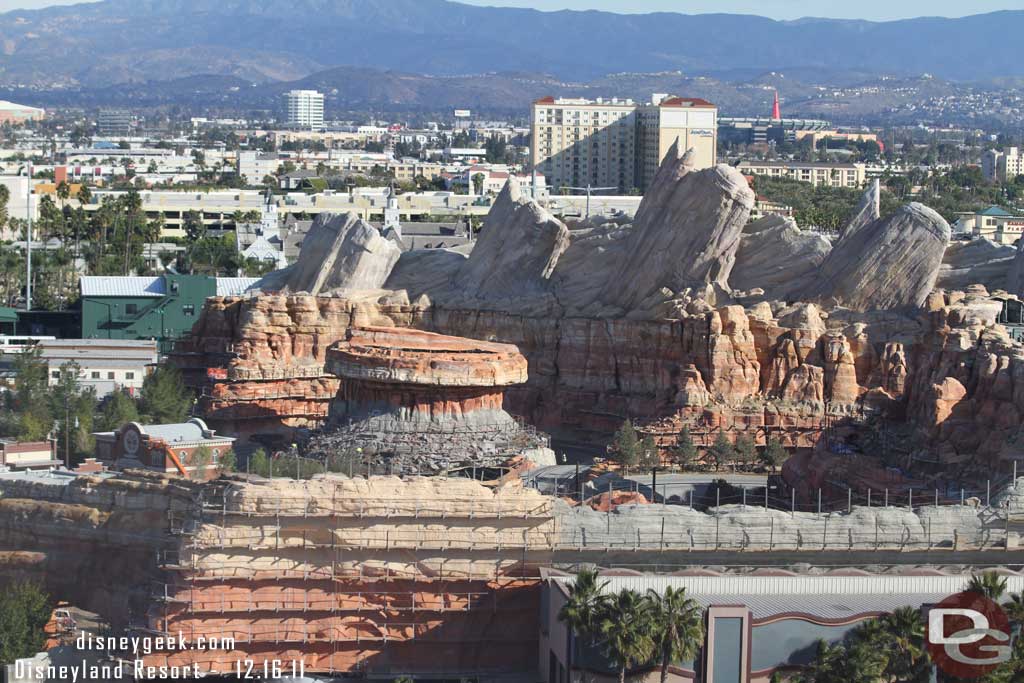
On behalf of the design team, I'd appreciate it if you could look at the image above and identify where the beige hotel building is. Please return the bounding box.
[531,93,718,193]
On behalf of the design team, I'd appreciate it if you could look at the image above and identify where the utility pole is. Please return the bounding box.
[25,160,32,311]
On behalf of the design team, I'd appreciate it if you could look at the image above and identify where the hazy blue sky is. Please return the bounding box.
[0,0,1020,20]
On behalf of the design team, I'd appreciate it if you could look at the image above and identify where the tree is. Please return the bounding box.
[760,438,788,473]
[218,449,237,474]
[706,432,735,472]
[12,348,53,440]
[968,571,1008,601]
[610,420,640,472]
[190,445,211,480]
[733,434,757,472]
[249,448,270,477]
[645,587,704,683]
[557,568,609,682]
[882,606,928,683]
[598,589,654,683]
[0,182,10,232]
[140,367,193,424]
[98,388,140,431]
[670,426,698,471]
[183,210,206,242]
[0,581,51,665]
[471,172,485,195]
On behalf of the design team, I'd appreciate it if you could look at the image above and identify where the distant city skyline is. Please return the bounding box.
[0,0,1021,19]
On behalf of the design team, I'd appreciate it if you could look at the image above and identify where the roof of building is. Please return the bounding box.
[215,277,260,296]
[550,573,1024,621]
[94,417,234,446]
[979,205,1015,217]
[659,96,716,108]
[80,276,165,298]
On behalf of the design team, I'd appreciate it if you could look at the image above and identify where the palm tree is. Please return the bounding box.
[882,606,928,683]
[598,589,654,683]
[557,568,608,683]
[1004,592,1024,626]
[968,571,1008,600]
[645,587,704,683]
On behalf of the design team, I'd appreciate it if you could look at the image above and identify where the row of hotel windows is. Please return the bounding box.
[52,370,138,381]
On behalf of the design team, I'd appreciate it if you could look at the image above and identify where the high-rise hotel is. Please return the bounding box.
[530,93,718,193]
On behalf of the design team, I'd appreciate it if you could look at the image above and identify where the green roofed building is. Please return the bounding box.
[80,275,258,352]
[0,306,17,335]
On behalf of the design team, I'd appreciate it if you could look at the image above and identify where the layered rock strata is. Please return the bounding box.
[309,326,549,472]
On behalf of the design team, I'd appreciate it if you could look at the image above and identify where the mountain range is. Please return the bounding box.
[1,0,1022,89]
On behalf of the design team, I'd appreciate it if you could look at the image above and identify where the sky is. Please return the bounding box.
[0,0,1020,19]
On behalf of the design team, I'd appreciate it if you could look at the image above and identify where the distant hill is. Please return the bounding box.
[0,0,1023,89]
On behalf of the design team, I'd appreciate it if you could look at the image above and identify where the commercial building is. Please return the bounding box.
[285,90,325,129]
[97,110,133,137]
[37,338,158,396]
[93,418,234,480]
[531,93,718,193]
[737,160,867,188]
[0,440,59,471]
[236,151,282,184]
[0,100,44,125]
[982,147,1024,183]
[80,275,258,352]
[956,205,1024,245]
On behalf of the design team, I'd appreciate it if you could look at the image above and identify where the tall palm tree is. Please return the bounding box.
[598,589,654,683]
[1004,592,1024,626]
[882,606,928,683]
[645,587,704,683]
[557,568,608,683]
[968,572,1008,601]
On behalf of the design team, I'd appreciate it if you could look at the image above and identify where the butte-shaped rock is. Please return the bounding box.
[450,177,570,303]
[597,143,753,313]
[257,212,401,295]
[811,201,950,311]
[312,326,550,473]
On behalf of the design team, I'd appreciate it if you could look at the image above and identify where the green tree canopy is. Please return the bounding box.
[0,581,52,665]
[610,419,640,471]
[98,388,141,432]
[670,426,698,471]
[140,367,193,424]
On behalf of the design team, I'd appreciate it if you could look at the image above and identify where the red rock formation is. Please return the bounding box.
[176,287,1024,468]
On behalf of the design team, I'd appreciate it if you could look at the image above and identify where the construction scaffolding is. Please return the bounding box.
[141,476,553,676]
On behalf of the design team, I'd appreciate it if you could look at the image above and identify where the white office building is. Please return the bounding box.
[285,90,325,130]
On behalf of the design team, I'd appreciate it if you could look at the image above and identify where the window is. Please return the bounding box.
[91,371,100,379]
[107,372,115,380]
[125,372,135,380]
[183,304,195,316]
[170,281,179,294]
[51,371,59,379]
[125,303,138,315]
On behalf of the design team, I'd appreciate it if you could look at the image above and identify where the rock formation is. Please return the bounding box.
[177,143,1024,474]
[259,212,401,295]
[938,238,1016,293]
[731,214,831,300]
[811,202,950,311]
[593,144,753,314]
[451,178,570,303]
[308,326,551,472]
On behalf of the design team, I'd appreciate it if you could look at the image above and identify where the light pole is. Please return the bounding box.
[562,184,617,220]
